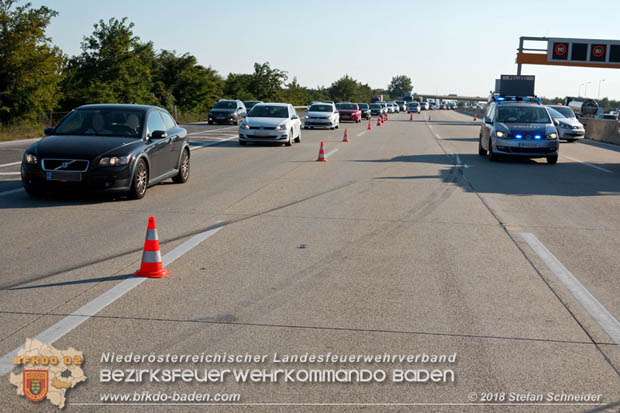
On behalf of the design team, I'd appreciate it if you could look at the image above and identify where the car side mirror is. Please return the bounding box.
[151,130,167,140]
[291,114,299,120]
[554,120,560,126]
[44,127,54,136]
[484,118,492,124]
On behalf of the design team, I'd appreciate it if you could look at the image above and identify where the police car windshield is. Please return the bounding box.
[497,106,551,124]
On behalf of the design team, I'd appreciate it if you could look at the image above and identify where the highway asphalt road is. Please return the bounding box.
[0,111,619,411]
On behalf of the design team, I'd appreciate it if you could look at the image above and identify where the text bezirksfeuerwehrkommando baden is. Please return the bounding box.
[101,352,457,365]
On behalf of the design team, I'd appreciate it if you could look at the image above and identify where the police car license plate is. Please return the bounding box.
[518,142,541,148]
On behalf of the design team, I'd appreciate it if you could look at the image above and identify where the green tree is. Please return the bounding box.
[60,17,158,109]
[153,50,222,113]
[282,77,308,106]
[249,62,287,101]
[223,73,254,100]
[0,0,64,125]
[328,75,360,102]
[387,75,413,99]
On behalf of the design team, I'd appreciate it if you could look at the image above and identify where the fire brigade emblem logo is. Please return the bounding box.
[23,370,48,402]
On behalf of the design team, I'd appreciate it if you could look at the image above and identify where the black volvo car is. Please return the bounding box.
[21,104,191,199]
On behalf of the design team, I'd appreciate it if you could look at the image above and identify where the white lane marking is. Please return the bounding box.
[0,188,24,197]
[519,232,620,348]
[0,225,223,376]
[562,156,613,173]
[0,172,20,175]
[357,131,366,137]
[325,148,338,158]
[189,136,237,151]
[0,161,21,168]
[187,126,238,135]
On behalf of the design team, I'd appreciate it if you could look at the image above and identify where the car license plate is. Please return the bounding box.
[46,171,82,182]
[518,142,541,148]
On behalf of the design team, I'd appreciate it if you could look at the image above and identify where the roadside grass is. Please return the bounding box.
[0,123,46,142]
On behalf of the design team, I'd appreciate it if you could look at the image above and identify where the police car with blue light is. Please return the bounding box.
[478,75,559,164]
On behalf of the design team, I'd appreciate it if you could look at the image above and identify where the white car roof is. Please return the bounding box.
[254,102,290,107]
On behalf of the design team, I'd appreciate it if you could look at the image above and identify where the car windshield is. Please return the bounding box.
[358,104,368,109]
[496,106,551,124]
[54,108,144,137]
[370,104,380,109]
[338,104,357,110]
[248,105,288,118]
[553,106,576,118]
[546,107,565,119]
[309,104,332,112]
[214,101,237,109]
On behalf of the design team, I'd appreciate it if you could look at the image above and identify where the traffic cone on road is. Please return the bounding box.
[367,120,372,130]
[410,113,413,121]
[377,116,382,127]
[473,113,477,121]
[316,141,327,162]
[134,216,171,278]
[343,128,350,142]
[385,113,389,121]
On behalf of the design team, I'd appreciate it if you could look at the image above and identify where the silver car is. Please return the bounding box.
[479,102,559,164]
[303,102,340,129]
[239,103,302,146]
[407,102,421,113]
[546,105,585,142]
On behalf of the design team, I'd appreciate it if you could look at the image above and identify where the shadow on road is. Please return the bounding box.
[6,274,132,291]
[352,154,620,197]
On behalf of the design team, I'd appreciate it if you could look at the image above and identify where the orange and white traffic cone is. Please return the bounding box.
[343,128,349,142]
[134,216,171,278]
[473,113,477,121]
[410,113,413,121]
[385,113,389,121]
[367,120,372,130]
[316,141,327,162]
[377,116,382,127]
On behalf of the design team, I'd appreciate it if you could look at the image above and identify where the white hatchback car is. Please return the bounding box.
[239,103,302,146]
[303,102,340,130]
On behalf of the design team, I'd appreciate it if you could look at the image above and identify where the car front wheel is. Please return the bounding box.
[172,149,190,183]
[547,155,558,164]
[478,136,487,156]
[129,159,148,199]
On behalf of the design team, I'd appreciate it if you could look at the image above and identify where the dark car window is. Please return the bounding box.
[54,108,144,138]
[357,104,369,109]
[213,101,237,109]
[248,105,289,118]
[552,106,575,118]
[147,111,166,136]
[338,104,358,110]
[496,106,551,124]
[309,104,333,112]
[160,111,176,130]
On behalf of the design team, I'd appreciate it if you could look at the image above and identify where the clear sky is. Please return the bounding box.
[30,0,620,101]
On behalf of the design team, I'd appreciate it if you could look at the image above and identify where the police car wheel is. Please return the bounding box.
[547,155,558,164]
[487,143,498,162]
[478,137,487,156]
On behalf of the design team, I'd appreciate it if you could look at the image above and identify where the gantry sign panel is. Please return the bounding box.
[548,38,620,65]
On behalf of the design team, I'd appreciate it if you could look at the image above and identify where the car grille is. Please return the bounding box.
[497,147,556,154]
[308,116,329,120]
[249,126,276,130]
[42,159,89,172]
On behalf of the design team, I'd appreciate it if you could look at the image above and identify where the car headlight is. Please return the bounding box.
[275,124,287,131]
[99,155,131,167]
[547,133,557,140]
[305,115,309,119]
[240,122,249,129]
[495,131,506,138]
[559,123,571,129]
[23,153,38,164]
